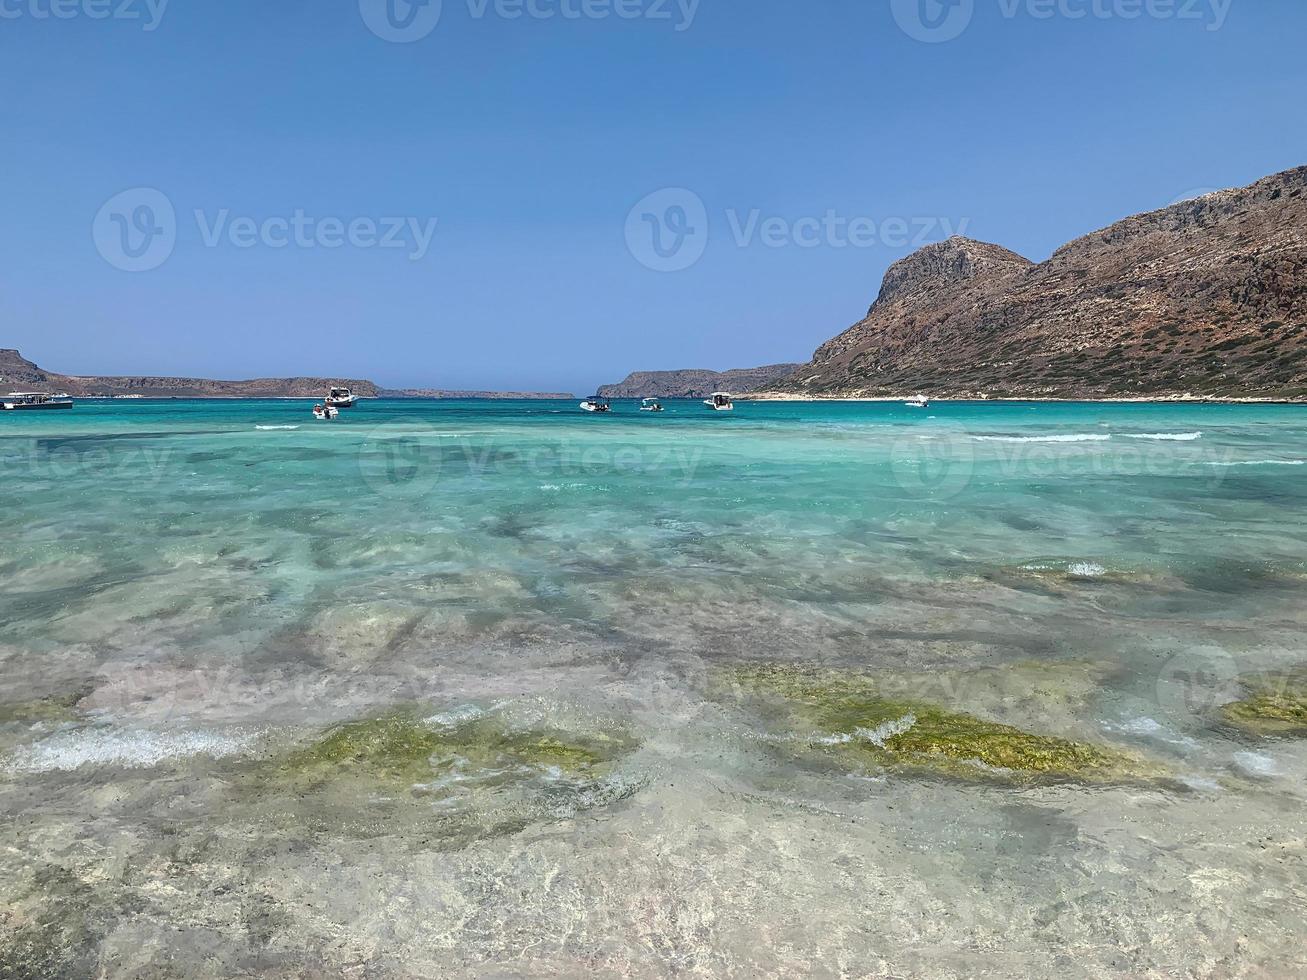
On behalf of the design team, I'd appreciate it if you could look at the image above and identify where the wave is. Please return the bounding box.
[974,434,1111,443]
[1121,432,1202,441]
[1067,562,1107,578]
[4,728,256,773]
[255,425,300,431]
[1204,459,1305,467]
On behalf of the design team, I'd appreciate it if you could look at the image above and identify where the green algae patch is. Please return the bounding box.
[725,664,1159,785]
[1219,672,1307,737]
[280,709,633,783]
[236,706,643,845]
[0,687,89,727]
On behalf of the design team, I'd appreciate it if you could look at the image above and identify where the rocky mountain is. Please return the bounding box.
[598,363,803,399]
[761,166,1307,400]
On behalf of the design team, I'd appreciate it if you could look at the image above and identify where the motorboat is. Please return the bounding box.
[640,398,664,413]
[580,396,611,413]
[704,392,734,412]
[2,392,73,411]
[325,386,358,409]
[905,394,930,409]
[312,404,339,421]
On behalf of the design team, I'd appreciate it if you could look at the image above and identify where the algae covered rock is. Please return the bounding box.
[0,687,89,727]
[240,704,642,844]
[1219,671,1307,737]
[282,708,634,782]
[725,664,1158,785]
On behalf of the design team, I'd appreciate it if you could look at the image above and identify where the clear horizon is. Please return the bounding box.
[3,1,1305,395]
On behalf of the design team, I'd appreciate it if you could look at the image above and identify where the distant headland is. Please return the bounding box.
[0,349,572,400]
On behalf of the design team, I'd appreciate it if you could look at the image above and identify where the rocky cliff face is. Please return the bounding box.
[767,166,1307,400]
[0,349,380,398]
[598,363,804,399]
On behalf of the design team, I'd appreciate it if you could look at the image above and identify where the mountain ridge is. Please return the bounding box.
[758,166,1307,400]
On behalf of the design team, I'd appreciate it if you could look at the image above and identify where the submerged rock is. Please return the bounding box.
[238,705,641,845]
[0,687,89,727]
[725,664,1159,785]
[1219,672,1307,737]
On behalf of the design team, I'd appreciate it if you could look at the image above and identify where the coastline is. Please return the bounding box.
[742,391,1307,405]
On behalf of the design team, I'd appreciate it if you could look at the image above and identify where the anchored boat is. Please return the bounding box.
[325,386,358,409]
[312,404,339,421]
[704,392,734,412]
[2,392,73,411]
[580,396,611,413]
[640,398,664,413]
[905,394,930,409]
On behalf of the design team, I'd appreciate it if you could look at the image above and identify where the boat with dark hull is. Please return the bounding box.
[2,392,73,411]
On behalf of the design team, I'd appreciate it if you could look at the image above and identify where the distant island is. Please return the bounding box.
[0,349,572,400]
[747,165,1306,401]
[597,364,802,399]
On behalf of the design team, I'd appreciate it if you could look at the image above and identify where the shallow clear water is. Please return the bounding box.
[2,398,1306,976]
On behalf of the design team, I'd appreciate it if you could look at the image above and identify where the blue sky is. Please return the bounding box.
[2,0,1304,394]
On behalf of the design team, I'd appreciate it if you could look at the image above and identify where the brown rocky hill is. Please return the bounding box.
[598,363,803,399]
[763,166,1307,400]
[0,349,379,399]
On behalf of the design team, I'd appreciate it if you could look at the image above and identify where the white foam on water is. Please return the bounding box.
[817,714,918,748]
[255,425,300,430]
[538,483,610,492]
[4,728,256,773]
[1232,751,1280,778]
[425,704,487,728]
[1067,562,1107,578]
[856,713,917,747]
[974,434,1111,443]
[1103,716,1199,750]
[1121,432,1202,441]
[1204,459,1306,467]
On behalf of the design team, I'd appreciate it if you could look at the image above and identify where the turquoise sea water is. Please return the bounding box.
[3,398,1307,976]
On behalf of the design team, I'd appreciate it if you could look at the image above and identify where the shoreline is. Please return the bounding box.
[742,391,1307,405]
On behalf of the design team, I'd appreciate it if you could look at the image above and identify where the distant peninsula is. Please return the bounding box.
[0,349,571,400]
[597,363,803,399]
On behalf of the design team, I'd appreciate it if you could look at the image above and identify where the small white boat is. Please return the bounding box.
[704,392,734,412]
[580,397,611,413]
[905,394,930,409]
[2,392,73,411]
[640,398,664,413]
[325,386,358,409]
[312,404,339,421]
